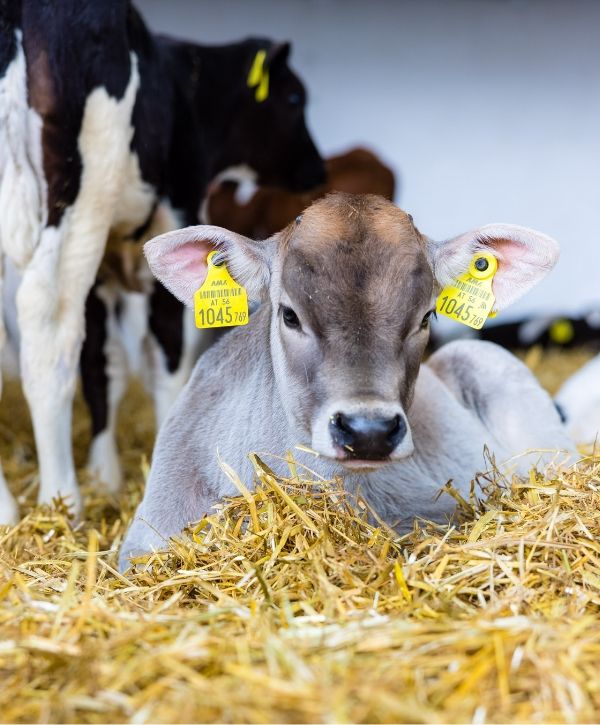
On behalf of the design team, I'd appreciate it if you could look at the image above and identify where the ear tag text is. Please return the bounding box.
[247,49,269,102]
[436,252,498,330]
[194,252,249,329]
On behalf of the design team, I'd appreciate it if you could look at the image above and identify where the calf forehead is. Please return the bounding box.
[281,194,433,327]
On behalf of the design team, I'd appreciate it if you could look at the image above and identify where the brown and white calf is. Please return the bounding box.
[204,147,396,240]
[0,1,323,523]
[120,192,576,569]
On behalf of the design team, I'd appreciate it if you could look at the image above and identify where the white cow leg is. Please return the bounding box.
[148,306,199,428]
[0,271,19,523]
[427,340,578,475]
[0,467,19,525]
[84,285,129,493]
[146,283,207,429]
[16,228,82,516]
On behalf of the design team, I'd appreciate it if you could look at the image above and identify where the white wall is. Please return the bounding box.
[138,0,600,321]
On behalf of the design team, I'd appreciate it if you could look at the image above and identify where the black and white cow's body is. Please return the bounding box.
[0,0,323,522]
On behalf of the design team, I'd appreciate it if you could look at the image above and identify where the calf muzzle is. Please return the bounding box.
[329,412,407,460]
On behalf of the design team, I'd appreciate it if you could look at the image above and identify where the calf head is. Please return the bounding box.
[189,39,325,192]
[145,193,559,469]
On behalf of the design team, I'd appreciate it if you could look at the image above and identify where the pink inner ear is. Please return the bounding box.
[434,224,558,312]
[173,241,210,273]
[476,227,559,310]
[150,237,215,306]
[485,239,522,309]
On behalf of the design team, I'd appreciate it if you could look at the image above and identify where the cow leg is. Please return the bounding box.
[16,226,83,515]
[147,281,205,428]
[0,440,18,524]
[81,284,128,493]
[427,340,578,475]
[0,257,19,524]
[0,356,18,525]
[0,468,18,525]
[16,60,140,515]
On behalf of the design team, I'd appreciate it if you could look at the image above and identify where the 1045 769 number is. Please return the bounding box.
[197,306,247,326]
[437,296,484,327]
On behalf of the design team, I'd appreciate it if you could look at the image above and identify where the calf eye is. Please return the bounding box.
[288,92,302,106]
[420,310,436,330]
[281,305,301,329]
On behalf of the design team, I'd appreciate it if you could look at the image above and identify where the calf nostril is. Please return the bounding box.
[334,412,354,435]
[387,415,401,437]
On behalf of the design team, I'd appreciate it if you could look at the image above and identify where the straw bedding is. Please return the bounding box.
[0,347,598,723]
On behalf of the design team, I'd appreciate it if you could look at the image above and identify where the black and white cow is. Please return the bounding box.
[0,0,324,523]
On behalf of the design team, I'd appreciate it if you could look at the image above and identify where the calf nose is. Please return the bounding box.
[329,412,406,460]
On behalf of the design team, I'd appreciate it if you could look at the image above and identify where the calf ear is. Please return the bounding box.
[266,41,291,69]
[427,224,559,310]
[144,225,274,307]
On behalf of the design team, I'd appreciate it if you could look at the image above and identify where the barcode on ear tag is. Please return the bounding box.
[436,252,498,330]
[194,252,249,329]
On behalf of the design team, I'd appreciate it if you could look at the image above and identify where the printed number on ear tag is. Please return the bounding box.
[194,252,249,329]
[435,252,498,330]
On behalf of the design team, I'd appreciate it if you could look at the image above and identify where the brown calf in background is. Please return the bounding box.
[204,147,396,239]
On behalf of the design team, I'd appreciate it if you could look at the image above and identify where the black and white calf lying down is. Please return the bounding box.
[120,193,576,569]
[0,1,323,523]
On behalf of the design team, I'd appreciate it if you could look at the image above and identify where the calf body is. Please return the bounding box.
[120,193,575,569]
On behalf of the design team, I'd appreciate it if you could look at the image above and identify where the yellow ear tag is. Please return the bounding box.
[255,69,269,102]
[194,252,249,329]
[436,251,498,329]
[549,318,574,345]
[247,49,269,102]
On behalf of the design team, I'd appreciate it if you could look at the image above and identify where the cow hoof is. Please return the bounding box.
[38,482,83,523]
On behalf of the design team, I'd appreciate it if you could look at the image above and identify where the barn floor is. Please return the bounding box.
[1,348,599,723]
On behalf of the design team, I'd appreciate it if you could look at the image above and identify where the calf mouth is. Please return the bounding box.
[331,444,395,471]
[337,456,392,471]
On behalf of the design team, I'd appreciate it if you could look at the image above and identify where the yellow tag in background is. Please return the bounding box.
[194,252,249,329]
[435,252,498,330]
[247,49,269,102]
[549,318,574,345]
